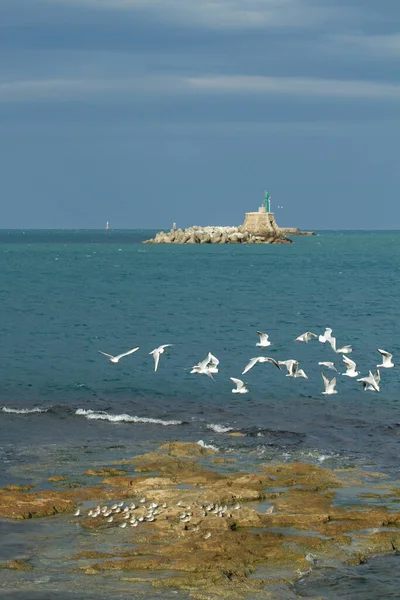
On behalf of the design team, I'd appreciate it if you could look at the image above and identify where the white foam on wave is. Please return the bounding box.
[1,406,49,414]
[197,440,219,451]
[75,408,182,426]
[206,423,233,434]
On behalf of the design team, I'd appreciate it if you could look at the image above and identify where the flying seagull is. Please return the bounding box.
[357,370,380,392]
[295,332,318,343]
[329,338,353,354]
[318,361,337,372]
[321,372,337,395]
[149,344,172,372]
[256,331,272,348]
[207,353,220,374]
[230,377,249,394]
[242,356,280,375]
[342,355,360,378]
[377,349,395,369]
[318,328,334,344]
[279,359,308,378]
[190,353,217,379]
[98,347,139,364]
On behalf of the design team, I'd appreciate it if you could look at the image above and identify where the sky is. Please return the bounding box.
[1,0,400,229]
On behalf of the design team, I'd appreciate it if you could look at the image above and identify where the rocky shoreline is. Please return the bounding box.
[1,441,399,599]
[144,226,293,245]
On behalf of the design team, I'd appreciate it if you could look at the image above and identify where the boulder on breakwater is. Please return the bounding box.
[143,225,292,245]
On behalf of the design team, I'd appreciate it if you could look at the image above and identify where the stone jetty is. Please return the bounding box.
[144,208,314,245]
[144,225,292,245]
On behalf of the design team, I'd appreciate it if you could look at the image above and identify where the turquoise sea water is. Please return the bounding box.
[0,229,399,598]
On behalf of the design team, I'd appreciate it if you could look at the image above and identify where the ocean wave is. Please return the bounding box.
[206,423,233,434]
[75,408,182,426]
[197,440,219,451]
[1,406,49,414]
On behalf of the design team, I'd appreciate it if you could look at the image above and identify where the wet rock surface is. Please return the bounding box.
[1,441,399,599]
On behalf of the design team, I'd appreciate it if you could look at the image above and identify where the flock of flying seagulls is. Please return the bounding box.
[99,328,395,396]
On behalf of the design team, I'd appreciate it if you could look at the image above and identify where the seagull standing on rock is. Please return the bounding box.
[377,349,395,369]
[149,344,172,372]
[98,347,139,363]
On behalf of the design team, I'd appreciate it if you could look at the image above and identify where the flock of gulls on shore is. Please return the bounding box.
[99,328,395,395]
[73,496,256,539]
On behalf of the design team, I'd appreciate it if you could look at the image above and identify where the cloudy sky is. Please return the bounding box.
[1,0,400,229]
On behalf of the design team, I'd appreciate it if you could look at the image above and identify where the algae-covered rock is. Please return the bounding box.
[159,441,218,458]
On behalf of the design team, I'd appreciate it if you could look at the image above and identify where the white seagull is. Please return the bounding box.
[321,372,337,395]
[190,353,217,379]
[242,356,281,375]
[256,331,272,348]
[230,377,249,394]
[149,344,172,372]
[318,328,334,344]
[318,361,337,372]
[278,359,308,378]
[357,370,380,392]
[329,338,353,354]
[377,349,395,369]
[207,353,220,374]
[342,355,360,378]
[98,346,139,364]
[295,332,318,343]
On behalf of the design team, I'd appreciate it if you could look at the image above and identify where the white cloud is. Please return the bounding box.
[336,33,400,56]
[186,75,400,99]
[49,0,337,29]
[2,74,400,101]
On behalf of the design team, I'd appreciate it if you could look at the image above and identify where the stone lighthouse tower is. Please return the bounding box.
[241,190,278,236]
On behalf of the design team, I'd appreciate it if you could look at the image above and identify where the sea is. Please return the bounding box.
[0,229,399,599]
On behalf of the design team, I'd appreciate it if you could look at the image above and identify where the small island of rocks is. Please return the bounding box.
[144,199,314,245]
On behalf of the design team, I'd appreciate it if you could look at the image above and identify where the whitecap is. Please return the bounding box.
[206,423,233,434]
[1,407,49,414]
[197,440,219,451]
[75,408,182,426]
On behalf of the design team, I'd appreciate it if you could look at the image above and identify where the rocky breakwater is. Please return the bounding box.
[144,225,292,245]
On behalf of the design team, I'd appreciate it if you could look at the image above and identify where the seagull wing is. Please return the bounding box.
[328,336,337,352]
[114,347,140,361]
[378,348,392,365]
[329,377,337,392]
[265,357,281,370]
[342,355,356,370]
[159,344,172,351]
[242,357,260,375]
[373,369,381,384]
[99,351,114,359]
[230,377,244,390]
[321,372,330,392]
[207,352,220,367]
[152,350,160,372]
[278,359,298,374]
